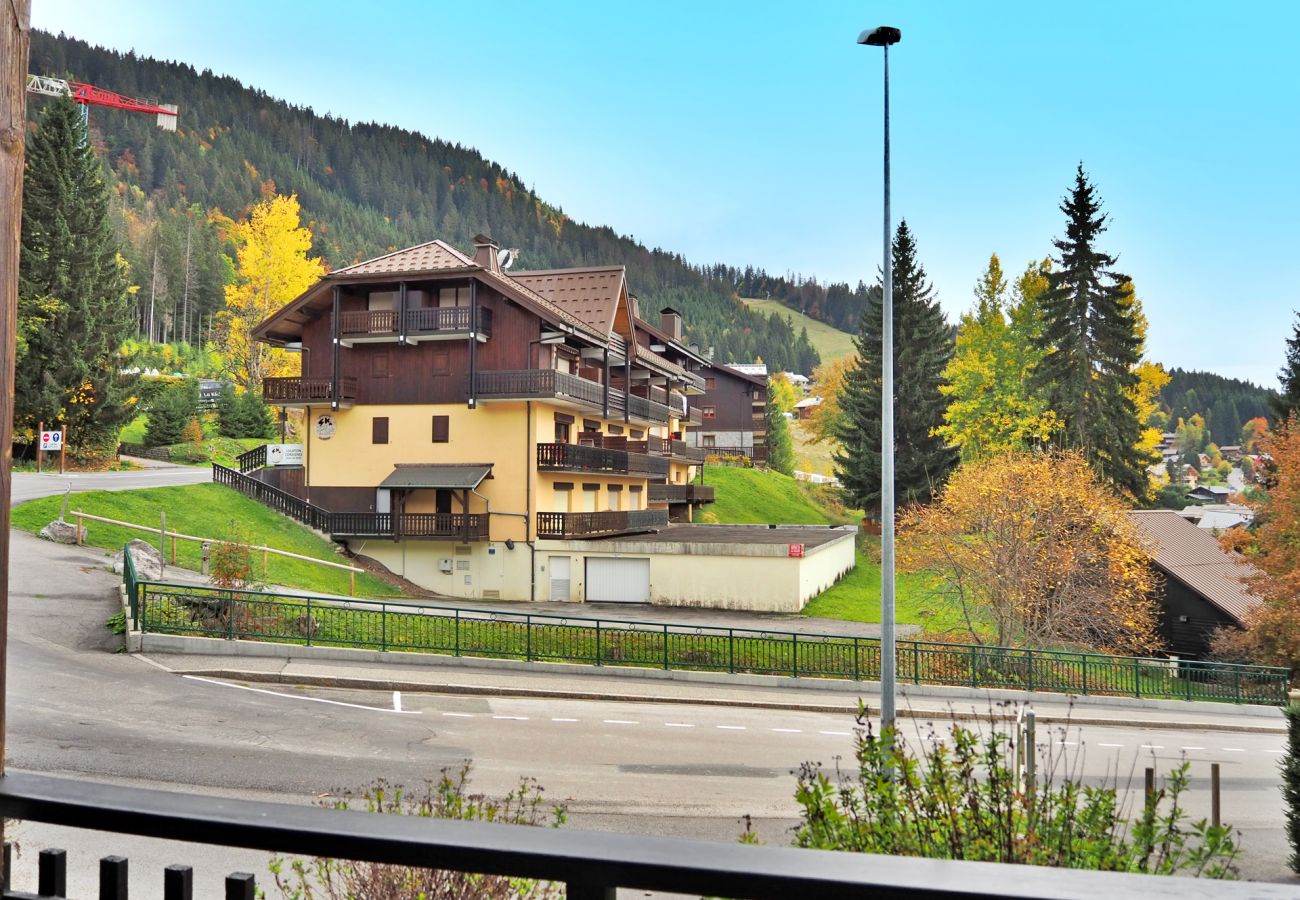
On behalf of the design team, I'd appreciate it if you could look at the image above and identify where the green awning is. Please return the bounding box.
[378,464,493,490]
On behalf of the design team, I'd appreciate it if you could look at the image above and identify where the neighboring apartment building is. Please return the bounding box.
[235,236,853,607]
[687,363,768,462]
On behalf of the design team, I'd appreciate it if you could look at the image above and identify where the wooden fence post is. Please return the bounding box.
[1211,762,1221,828]
[159,511,166,579]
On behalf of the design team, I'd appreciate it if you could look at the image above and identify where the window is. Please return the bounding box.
[553,483,572,513]
[702,435,717,448]
[607,424,624,436]
[608,485,622,511]
[555,422,571,444]
[629,429,644,439]
[435,489,453,515]
[702,405,717,421]
[583,483,600,513]
[372,353,390,378]
[628,485,643,509]
[368,290,397,311]
[432,415,450,443]
[432,351,451,376]
[705,377,716,390]
[438,286,471,308]
[372,417,389,444]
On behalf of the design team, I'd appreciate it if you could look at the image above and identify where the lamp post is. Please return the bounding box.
[857,24,901,738]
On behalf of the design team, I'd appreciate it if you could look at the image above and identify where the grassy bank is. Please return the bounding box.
[740,297,856,363]
[13,483,401,597]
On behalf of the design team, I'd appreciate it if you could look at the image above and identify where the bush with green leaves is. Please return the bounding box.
[1284,704,1300,873]
[781,707,1238,878]
[144,379,200,447]
[270,763,566,899]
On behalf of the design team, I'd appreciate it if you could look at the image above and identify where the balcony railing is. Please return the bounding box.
[5,771,1265,900]
[648,483,715,504]
[263,376,358,405]
[328,511,488,540]
[536,508,669,538]
[338,306,494,341]
[475,370,670,425]
[537,442,670,477]
[687,405,703,426]
[705,445,769,464]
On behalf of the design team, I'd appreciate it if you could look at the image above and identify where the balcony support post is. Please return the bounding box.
[398,280,407,343]
[330,286,341,411]
[602,348,610,418]
[468,280,478,409]
[623,354,631,423]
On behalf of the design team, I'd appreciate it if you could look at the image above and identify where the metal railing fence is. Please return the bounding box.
[123,545,1288,705]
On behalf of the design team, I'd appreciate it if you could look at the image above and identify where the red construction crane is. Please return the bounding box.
[26,75,178,130]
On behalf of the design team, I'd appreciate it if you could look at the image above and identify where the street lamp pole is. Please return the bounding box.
[858,25,901,738]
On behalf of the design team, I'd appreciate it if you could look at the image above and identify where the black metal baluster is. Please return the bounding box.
[37,848,67,898]
[99,855,128,900]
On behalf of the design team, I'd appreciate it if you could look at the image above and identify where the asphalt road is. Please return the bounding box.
[4,469,1296,896]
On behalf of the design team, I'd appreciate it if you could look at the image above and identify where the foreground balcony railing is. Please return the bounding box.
[328,511,488,541]
[0,772,1280,900]
[475,370,672,424]
[536,508,668,538]
[537,442,670,477]
[338,306,494,342]
[648,483,715,504]
[263,376,358,406]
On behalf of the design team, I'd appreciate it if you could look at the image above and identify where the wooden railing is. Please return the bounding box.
[337,307,494,339]
[536,508,669,538]
[648,483,715,503]
[263,376,358,404]
[537,442,670,477]
[328,511,488,540]
[339,308,399,336]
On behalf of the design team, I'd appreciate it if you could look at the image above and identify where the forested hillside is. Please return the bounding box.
[1159,368,1276,446]
[27,31,820,372]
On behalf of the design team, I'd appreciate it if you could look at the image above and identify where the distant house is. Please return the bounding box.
[686,363,768,462]
[1188,484,1232,503]
[1219,444,1243,461]
[1127,510,1261,658]
[793,396,822,420]
[1180,503,1253,531]
[781,372,810,392]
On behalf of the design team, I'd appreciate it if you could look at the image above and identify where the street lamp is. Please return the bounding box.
[857,24,901,739]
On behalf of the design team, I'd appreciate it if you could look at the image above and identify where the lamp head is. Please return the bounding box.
[283,341,305,352]
[858,26,901,47]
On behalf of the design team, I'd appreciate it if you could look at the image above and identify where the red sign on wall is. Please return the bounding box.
[788,543,804,558]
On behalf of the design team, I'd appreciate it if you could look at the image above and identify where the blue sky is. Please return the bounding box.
[30,1,1300,387]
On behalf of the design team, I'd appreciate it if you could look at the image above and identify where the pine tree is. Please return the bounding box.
[765,381,795,476]
[834,221,955,513]
[18,96,139,458]
[1032,165,1147,499]
[1276,313,1300,420]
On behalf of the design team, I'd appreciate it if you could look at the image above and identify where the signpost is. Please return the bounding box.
[38,426,64,474]
[266,444,304,467]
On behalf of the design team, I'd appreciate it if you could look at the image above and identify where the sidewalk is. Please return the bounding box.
[144,648,1287,735]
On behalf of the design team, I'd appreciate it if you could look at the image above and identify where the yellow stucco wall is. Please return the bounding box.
[359,539,533,601]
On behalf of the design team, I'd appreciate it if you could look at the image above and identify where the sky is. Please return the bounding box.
[29,0,1300,387]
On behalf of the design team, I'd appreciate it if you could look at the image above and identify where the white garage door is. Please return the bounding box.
[585,557,650,604]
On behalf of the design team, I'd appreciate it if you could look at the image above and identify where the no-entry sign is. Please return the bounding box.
[40,430,63,451]
[788,543,804,558]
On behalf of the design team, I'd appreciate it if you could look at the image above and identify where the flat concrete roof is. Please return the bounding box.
[596,523,851,550]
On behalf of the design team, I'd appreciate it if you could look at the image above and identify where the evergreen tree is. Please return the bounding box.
[1032,165,1147,499]
[215,382,246,438]
[18,95,138,458]
[765,381,795,476]
[145,380,199,447]
[1276,313,1300,420]
[237,390,276,440]
[834,221,955,513]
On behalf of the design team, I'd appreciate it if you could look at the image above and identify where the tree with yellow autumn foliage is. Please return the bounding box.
[900,451,1160,653]
[218,194,325,391]
[804,355,852,445]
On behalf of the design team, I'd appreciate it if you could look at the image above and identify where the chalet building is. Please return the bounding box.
[239,235,854,606]
[686,363,768,462]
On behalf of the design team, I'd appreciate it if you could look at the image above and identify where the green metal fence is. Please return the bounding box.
[123,545,1291,705]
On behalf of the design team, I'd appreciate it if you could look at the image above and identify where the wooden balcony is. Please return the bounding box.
[648,483,715,504]
[536,509,669,538]
[263,376,357,407]
[476,370,671,425]
[338,306,493,346]
[537,442,670,477]
[687,405,703,426]
[328,511,488,541]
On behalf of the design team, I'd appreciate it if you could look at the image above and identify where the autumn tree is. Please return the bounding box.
[1032,166,1148,499]
[938,256,1058,459]
[804,355,852,445]
[18,95,139,457]
[218,194,325,391]
[899,451,1160,653]
[835,221,955,512]
[768,372,798,415]
[1241,417,1270,455]
[1210,418,1300,668]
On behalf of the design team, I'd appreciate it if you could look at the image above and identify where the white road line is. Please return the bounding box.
[1057,741,1077,746]
[181,675,420,714]
[716,725,746,730]
[772,728,802,734]
[1140,745,1164,750]
[552,718,579,723]
[493,715,528,721]
[819,730,851,736]
[604,719,638,725]
[1098,743,1124,748]
[133,654,175,673]
[442,712,474,718]
[1222,748,1246,753]
[392,691,402,713]
[1264,749,1286,754]
[664,723,694,728]
[1181,746,1205,751]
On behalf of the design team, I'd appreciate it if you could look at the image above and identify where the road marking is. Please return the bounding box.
[181,675,419,714]
[1098,743,1124,748]
[819,730,851,736]
[772,728,802,734]
[604,719,638,725]
[552,717,579,723]
[493,715,528,721]
[442,712,474,718]
[1222,748,1246,753]
[133,654,175,673]
[1264,749,1286,754]
[664,723,694,728]
[1181,746,1205,751]
[392,691,402,713]
[716,725,746,730]
[1057,741,1077,746]
[1140,745,1164,750]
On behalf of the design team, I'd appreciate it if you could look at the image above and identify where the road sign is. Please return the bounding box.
[788,543,804,558]
[40,430,63,451]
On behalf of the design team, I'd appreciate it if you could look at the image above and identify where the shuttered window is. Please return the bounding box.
[432,415,450,443]
[372,417,389,444]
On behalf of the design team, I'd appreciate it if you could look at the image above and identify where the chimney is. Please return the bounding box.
[473,233,500,273]
[660,307,682,341]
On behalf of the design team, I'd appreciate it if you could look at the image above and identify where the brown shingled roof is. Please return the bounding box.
[1126,509,1262,623]
[511,267,626,336]
[333,239,477,275]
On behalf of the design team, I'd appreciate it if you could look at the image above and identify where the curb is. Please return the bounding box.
[167,667,1288,735]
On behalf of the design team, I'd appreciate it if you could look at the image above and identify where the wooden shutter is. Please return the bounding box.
[372,417,389,444]
[432,415,450,443]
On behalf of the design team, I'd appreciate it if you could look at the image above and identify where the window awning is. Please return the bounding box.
[378,464,493,490]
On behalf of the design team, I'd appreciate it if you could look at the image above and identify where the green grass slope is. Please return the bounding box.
[695,466,834,525]
[740,297,857,364]
[13,483,400,597]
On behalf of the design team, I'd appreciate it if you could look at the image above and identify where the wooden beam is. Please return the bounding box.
[330,286,341,410]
